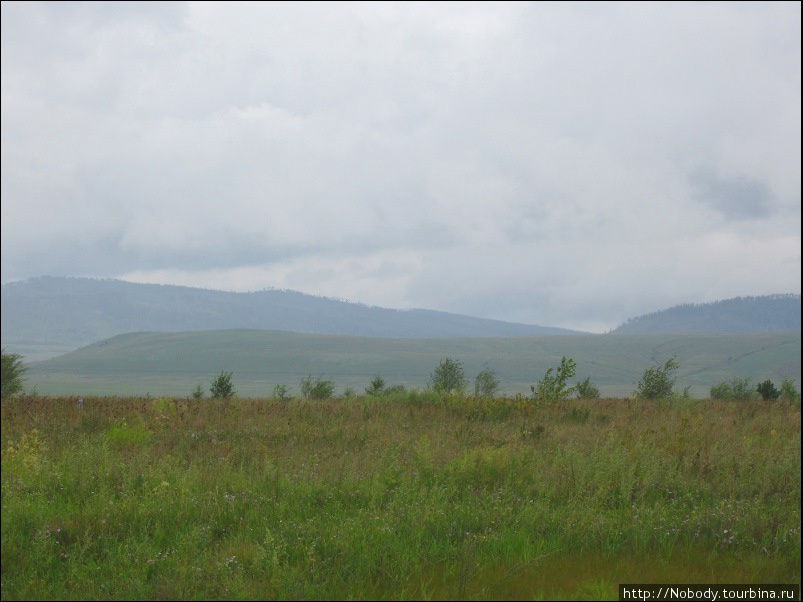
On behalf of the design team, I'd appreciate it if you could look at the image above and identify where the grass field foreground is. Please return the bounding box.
[2,395,800,599]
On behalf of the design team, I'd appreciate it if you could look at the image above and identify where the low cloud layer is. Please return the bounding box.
[2,2,800,331]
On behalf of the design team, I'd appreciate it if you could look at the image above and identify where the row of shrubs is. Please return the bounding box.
[2,349,798,403]
[196,356,801,403]
[710,377,800,402]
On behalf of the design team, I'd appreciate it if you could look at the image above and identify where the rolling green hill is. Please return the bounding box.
[24,329,801,398]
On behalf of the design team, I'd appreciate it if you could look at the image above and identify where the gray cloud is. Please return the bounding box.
[1,2,800,331]
[689,167,774,219]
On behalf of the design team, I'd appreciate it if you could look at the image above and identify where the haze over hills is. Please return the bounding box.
[1,277,579,360]
[6,277,801,396]
[3,277,801,362]
[613,294,801,334]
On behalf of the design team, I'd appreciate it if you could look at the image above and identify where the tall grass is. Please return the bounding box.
[2,395,800,599]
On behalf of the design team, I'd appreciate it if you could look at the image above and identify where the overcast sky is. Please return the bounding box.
[2,2,800,332]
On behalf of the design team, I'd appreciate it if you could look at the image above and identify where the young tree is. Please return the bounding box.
[634,357,678,399]
[756,379,780,401]
[210,370,235,399]
[365,376,385,396]
[430,357,466,394]
[273,384,290,402]
[1,351,26,398]
[191,384,204,400]
[729,377,754,401]
[575,376,600,399]
[300,375,313,400]
[779,379,800,403]
[532,356,576,402]
[474,369,500,397]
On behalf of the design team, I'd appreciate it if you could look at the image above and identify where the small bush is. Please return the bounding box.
[779,380,800,402]
[756,379,781,401]
[300,375,335,400]
[365,376,385,396]
[730,378,754,401]
[273,384,290,402]
[313,379,335,399]
[385,384,406,395]
[575,377,600,399]
[710,382,731,400]
[191,384,204,400]
[634,357,678,399]
[474,369,500,398]
[532,356,576,402]
[710,378,754,401]
[210,371,235,399]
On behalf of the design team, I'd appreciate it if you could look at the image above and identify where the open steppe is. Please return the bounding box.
[2,394,800,599]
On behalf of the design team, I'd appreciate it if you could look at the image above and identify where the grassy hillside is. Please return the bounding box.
[613,294,801,334]
[1,277,578,360]
[24,330,802,398]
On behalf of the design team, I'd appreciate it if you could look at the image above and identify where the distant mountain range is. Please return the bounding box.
[612,294,800,334]
[1,277,578,359]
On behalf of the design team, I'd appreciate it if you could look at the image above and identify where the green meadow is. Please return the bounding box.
[23,329,802,397]
[2,394,800,600]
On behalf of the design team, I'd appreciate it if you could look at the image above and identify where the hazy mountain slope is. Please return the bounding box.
[1,277,580,357]
[613,295,801,334]
[25,329,801,397]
